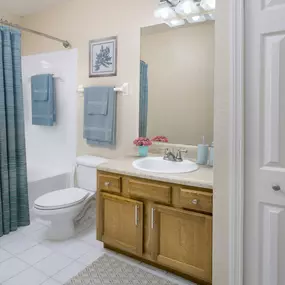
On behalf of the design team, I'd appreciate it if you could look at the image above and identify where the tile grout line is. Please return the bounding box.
[0,237,38,283]
[31,254,73,280]
[1,223,193,285]
[0,223,50,284]
[1,221,92,285]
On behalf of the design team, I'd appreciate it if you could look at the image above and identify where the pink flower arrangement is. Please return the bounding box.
[133,137,152,147]
[151,136,169,143]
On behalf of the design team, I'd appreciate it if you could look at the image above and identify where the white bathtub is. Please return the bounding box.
[27,166,70,219]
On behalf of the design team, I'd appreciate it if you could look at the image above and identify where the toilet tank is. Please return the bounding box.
[76,156,108,192]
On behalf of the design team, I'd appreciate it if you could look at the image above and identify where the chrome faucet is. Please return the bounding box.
[175,149,188,162]
[163,149,188,162]
[163,149,176,161]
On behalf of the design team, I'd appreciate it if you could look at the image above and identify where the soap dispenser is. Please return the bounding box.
[197,136,209,165]
[208,142,214,167]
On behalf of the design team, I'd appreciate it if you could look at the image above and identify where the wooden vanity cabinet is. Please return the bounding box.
[99,192,143,256]
[97,171,213,285]
[152,205,212,282]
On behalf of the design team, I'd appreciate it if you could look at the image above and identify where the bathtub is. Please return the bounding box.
[27,165,71,219]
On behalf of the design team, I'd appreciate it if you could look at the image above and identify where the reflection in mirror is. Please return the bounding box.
[139,22,215,146]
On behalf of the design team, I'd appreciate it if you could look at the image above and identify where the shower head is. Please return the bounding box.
[63,41,71,49]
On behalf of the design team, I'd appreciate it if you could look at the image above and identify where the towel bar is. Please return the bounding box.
[77,83,129,97]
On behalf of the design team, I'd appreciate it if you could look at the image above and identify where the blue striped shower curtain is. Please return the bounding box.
[139,61,148,137]
[0,26,30,236]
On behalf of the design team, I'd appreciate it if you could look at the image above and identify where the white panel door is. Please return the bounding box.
[245,1,285,285]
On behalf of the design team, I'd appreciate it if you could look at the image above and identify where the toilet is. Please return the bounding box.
[33,155,108,240]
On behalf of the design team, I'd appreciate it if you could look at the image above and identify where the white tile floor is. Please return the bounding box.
[0,220,195,285]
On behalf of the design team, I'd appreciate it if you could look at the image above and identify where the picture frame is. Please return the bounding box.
[89,36,117,77]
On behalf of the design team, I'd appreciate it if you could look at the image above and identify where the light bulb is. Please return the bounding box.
[168,18,185,27]
[175,0,200,16]
[182,2,192,14]
[200,0,216,11]
[154,3,176,20]
[161,8,170,19]
[187,15,206,23]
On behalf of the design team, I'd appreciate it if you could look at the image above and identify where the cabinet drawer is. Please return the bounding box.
[98,173,121,193]
[179,188,212,213]
[128,179,171,204]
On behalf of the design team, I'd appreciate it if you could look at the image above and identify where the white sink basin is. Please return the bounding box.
[132,157,199,174]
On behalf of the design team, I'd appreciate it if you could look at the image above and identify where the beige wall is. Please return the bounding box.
[20,0,231,284]
[141,23,214,145]
[20,0,161,158]
[213,0,230,284]
[0,10,21,23]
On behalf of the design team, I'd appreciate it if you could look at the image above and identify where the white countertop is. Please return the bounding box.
[97,155,213,189]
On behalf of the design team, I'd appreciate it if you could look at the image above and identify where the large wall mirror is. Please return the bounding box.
[139,22,215,146]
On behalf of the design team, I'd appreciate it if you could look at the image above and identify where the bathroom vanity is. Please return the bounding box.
[96,157,213,285]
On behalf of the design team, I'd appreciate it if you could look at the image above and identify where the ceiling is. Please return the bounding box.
[0,0,69,16]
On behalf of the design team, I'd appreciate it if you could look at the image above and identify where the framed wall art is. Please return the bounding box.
[89,36,117,77]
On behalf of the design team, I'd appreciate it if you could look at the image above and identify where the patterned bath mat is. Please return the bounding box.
[64,254,179,285]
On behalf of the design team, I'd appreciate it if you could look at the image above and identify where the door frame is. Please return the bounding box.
[229,0,245,285]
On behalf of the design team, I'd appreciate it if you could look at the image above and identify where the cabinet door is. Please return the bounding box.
[152,205,212,283]
[101,193,143,256]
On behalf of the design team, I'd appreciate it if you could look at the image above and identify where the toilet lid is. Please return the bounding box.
[34,188,90,210]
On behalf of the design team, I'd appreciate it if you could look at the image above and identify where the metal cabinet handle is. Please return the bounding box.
[192,199,199,205]
[272,184,281,191]
[135,205,139,226]
[151,208,155,229]
[104,182,110,187]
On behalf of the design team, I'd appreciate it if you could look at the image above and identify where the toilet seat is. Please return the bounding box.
[34,188,90,210]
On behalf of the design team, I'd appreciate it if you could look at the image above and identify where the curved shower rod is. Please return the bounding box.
[0,18,71,49]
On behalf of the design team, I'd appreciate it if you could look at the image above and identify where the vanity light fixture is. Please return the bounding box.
[154,1,177,20]
[205,12,215,20]
[200,0,216,11]
[175,0,200,16]
[154,0,215,27]
[187,14,206,23]
[166,18,186,27]
[192,16,200,21]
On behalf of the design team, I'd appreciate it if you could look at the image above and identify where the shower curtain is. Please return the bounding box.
[139,61,148,137]
[0,26,30,236]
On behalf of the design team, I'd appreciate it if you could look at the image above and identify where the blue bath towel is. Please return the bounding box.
[31,74,56,126]
[83,86,117,147]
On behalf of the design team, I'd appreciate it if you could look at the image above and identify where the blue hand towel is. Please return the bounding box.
[31,75,49,101]
[83,86,117,147]
[31,74,56,126]
[87,96,109,116]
